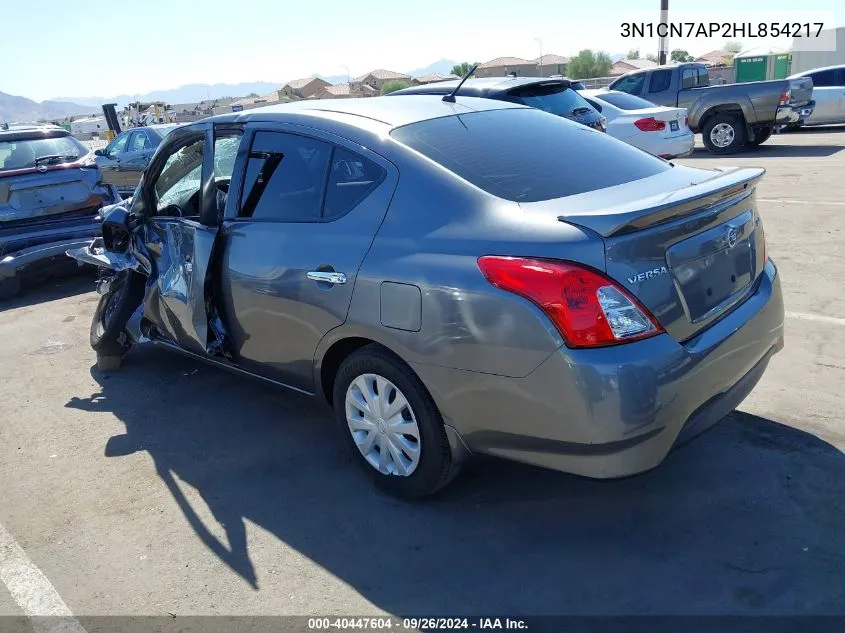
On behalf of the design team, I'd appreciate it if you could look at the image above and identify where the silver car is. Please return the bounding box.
[789,65,845,126]
[69,96,784,498]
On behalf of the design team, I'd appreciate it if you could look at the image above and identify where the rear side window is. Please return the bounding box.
[598,92,658,110]
[391,108,669,202]
[0,134,87,172]
[648,70,672,92]
[240,131,332,221]
[504,83,595,117]
[810,69,835,87]
[324,148,386,220]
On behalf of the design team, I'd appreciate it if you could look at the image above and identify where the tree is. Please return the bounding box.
[724,41,743,53]
[646,53,659,63]
[380,80,411,95]
[245,92,260,98]
[566,50,613,79]
[451,62,479,77]
[626,49,640,60]
[670,49,694,62]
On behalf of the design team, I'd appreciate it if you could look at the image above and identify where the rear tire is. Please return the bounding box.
[90,270,145,357]
[333,345,461,498]
[748,127,773,146]
[702,114,747,154]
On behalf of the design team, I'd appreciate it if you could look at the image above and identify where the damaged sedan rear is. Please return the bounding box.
[68,96,784,498]
[0,125,118,299]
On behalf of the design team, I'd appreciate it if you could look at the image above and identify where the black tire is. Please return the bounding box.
[702,113,747,154]
[90,270,145,357]
[748,127,773,146]
[333,345,461,498]
[0,276,22,301]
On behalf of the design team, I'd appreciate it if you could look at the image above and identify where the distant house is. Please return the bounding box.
[314,83,378,99]
[695,50,737,67]
[352,69,417,92]
[415,73,459,84]
[475,56,536,78]
[610,58,658,75]
[223,90,289,113]
[280,77,331,100]
[535,54,570,76]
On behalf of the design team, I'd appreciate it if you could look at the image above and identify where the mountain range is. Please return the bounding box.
[2,59,460,123]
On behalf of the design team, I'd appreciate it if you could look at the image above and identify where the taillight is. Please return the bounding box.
[778,87,791,106]
[477,256,664,348]
[684,116,688,128]
[634,117,666,132]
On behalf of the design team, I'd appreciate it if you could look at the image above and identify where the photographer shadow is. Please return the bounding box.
[66,345,845,615]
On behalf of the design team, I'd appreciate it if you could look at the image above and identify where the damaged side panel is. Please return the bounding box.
[141,218,220,356]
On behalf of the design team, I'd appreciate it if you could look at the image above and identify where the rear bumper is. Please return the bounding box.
[776,101,815,124]
[413,260,784,478]
[622,131,694,159]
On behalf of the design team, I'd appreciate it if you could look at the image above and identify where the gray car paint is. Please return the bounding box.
[69,96,784,480]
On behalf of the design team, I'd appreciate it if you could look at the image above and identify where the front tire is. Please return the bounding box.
[90,270,145,357]
[702,114,747,154]
[333,345,461,498]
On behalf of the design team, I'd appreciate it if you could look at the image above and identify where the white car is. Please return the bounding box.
[579,90,694,158]
[788,65,845,126]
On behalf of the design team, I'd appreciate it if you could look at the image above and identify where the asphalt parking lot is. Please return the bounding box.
[1,128,844,622]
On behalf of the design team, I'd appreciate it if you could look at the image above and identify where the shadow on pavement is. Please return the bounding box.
[65,345,845,615]
[0,268,96,311]
[784,125,845,135]
[686,144,845,159]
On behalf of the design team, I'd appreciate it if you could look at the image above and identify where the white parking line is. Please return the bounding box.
[0,521,87,633]
[758,198,845,206]
[786,312,845,326]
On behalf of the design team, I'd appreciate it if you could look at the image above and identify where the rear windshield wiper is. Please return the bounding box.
[34,154,79,166]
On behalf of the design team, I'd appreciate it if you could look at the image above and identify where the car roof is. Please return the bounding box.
[789,64,845,78]
[207,94,528,129]
[391,77,569,97]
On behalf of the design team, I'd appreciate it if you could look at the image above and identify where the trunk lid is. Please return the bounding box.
[0,168,98,223]
[521,165,766,341]
[787,76,813,106]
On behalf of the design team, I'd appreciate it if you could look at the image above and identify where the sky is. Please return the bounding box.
[2,0,841,102]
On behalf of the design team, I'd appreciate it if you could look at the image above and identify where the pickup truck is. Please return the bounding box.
[607,62,814,153]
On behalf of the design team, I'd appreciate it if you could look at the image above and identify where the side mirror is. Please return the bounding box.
[94,149,105,157]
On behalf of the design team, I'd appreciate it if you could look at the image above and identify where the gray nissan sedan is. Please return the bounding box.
[69,95,784,498]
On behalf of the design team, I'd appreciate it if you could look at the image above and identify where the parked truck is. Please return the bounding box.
[607,62,814,153]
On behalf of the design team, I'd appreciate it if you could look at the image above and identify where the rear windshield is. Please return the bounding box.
[597,92,658,110]
[390,109,669,202]
[0,135,87,172]
[505,83,595,118]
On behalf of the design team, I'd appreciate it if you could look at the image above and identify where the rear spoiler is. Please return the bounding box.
[557,167,765,237]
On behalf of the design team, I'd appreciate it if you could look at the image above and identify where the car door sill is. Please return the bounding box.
[149,336,315,397]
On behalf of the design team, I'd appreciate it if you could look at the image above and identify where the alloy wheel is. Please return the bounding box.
[710,122,735,148]
[345,373,422,476]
